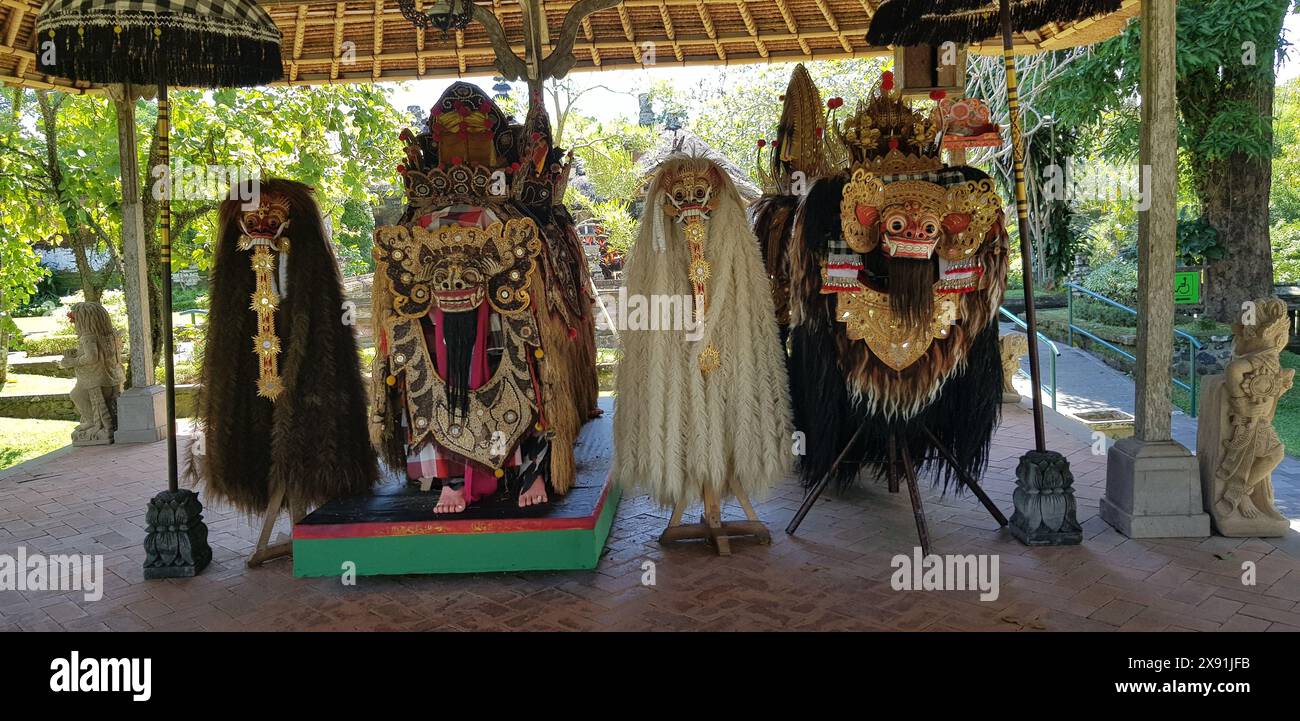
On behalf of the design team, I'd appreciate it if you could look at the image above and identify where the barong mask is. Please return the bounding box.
[663,168,722,224]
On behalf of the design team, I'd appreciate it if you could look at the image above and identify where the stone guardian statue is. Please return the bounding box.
[60,301,126,446]
[1198,297,1293,537]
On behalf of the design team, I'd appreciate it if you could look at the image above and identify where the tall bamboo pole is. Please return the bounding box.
[158,81,179,491]
[1000,0,1047,452]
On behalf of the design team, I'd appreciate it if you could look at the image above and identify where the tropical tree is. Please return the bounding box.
[1045,0,1295,320]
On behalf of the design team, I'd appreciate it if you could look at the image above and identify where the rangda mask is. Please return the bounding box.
[374,218,541,319]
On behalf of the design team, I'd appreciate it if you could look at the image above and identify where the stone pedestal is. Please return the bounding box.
[143,489,212,579]
[1102,438,1210,538]
[1010,450,1082,545]
[114,385,168,444]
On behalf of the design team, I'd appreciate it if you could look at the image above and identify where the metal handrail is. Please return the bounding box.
[1065,282,1201,417]
[998,305,1059,410]
[177,308,208,325]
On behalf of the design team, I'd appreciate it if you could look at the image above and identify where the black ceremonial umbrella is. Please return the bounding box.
[36,0,284,578]
[868,0,1122,456]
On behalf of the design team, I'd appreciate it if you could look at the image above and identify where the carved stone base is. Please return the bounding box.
[1009,450,1082,546]
[114,385,168,444]
[143,489,212,579]
[1102,438,1210,538]
[1002,391,1022,404]
[71,432,112,446]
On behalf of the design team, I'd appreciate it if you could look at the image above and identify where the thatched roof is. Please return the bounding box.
[0,0,1139,92]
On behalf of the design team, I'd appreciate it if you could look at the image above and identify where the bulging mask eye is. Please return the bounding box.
[887,217,906,233]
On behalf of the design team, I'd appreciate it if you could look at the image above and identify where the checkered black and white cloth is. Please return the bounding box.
[37,0,281,42]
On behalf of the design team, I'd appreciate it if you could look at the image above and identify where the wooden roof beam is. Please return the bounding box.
[734,1,769,59]
[658,0,685,62]
[616,3,642,65]
[696,0,725,61]
[813,0,853,53]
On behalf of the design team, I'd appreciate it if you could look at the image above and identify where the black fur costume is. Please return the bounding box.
[188,179,376,514]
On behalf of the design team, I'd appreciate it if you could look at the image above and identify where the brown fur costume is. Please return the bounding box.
[188,179,377,514]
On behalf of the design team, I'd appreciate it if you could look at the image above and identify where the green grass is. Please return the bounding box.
[1,373,75,396]
[1276,351,1300,457]
[0,417,74,470]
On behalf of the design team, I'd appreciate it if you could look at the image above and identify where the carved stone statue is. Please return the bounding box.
[1198,297,1293,537]
[59,302,126,446]
[1000,332,1029,403]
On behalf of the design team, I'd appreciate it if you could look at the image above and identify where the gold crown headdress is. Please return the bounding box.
[832,71,942,176]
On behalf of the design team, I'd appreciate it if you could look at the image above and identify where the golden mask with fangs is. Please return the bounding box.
[663,167,723,224]
[373,218,541,319]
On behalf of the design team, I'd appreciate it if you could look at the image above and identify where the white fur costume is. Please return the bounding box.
[613,155,793,507]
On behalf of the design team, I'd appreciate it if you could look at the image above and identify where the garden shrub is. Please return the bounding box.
[22,334,79,357]
[1077,257,1139,325]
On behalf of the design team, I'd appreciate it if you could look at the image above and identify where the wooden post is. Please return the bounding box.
[109,84,155,388]
[108,84,168,446]
[1100,0,1209,538]
[1134,0,1177,442]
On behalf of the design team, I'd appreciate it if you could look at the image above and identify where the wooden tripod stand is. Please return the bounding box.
[785,426,1007,557]
[246,484,308,568]
[659,479,770,556]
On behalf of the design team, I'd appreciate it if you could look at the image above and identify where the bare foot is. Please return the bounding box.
[1238,495,1260,519]
[435,485,467,514]
[518,476,549,508]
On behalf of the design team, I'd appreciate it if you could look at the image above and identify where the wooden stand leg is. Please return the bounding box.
[896,440,933,557]
[886,434,901,493]
[921,427,1009,526]
[702,484,731,556]
[658,480,771,555]
[246,485,294,568]
[786,422,868,535]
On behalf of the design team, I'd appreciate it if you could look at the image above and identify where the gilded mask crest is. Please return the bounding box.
[374,218,542,318]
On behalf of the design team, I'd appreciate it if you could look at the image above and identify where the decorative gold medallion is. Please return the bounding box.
[835,287,958,371]
[698,344,721,376]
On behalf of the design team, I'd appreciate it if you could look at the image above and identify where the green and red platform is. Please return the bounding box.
[293,402,619,577]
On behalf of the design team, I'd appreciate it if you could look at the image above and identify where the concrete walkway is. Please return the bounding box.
[1003,323,1300,523]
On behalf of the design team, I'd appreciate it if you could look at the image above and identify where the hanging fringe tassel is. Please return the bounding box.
[39,25,282,88]
[868,0,1124,46]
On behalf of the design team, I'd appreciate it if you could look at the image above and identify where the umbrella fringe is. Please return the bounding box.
[39,27,282,88]
[867,0,1123,46]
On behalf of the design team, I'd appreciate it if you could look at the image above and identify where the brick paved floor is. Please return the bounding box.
[1,404,1299,632]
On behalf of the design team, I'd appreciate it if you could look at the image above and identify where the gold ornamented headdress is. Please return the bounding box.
[236,192,292,400]
[832,72,943,176]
